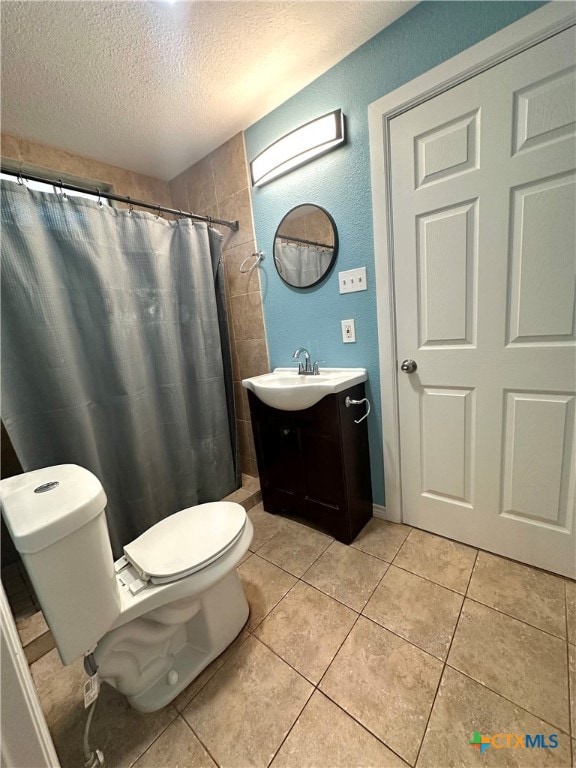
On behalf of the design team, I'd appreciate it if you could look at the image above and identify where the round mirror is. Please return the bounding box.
[273,204,338,288]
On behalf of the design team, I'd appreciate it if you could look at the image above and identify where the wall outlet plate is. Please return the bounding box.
[342,319,356,343]
[339,267,367,294]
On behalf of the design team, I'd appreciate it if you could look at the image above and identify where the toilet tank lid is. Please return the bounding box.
[0,465,107,554]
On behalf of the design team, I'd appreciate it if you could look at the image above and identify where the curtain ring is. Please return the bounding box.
[57,179,67,199]
[16,171,24,185]
[127,196,133,215]
[155,205,163,219]
[96,189,103,208]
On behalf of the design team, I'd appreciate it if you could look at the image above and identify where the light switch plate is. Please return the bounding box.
[339,267,367,294]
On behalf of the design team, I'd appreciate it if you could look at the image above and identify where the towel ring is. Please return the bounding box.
[239,251,265,274]
[345,396,371,424]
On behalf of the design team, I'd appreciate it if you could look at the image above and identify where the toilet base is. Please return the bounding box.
[95,570,250,712]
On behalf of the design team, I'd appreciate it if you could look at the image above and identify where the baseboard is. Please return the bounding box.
[372,504,387,520]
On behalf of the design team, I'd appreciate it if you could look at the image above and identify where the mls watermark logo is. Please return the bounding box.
[469,731,559,752]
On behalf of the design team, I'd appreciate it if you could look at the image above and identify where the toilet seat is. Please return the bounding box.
[123,502,246,585]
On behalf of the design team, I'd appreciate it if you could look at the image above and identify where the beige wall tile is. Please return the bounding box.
[184,155,217,213]
[212,132,249,202]
[2,133,171,205]
[238,418,256,459]
[219,188,254,249]
[236,338,269,380]
[224,240,262,296]
[169,170,189,210]
[233,382,248,421]
[230,292,265,341]
[1,133,21,162]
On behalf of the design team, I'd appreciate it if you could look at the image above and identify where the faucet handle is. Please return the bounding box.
[312,360,326,375]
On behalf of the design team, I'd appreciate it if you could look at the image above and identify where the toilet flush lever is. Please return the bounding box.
[345,396,371,424]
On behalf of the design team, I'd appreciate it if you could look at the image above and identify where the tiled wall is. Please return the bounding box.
[169,133,269,477]
[1,133,172,206]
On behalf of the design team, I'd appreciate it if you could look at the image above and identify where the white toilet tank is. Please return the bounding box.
[0,464,121,664]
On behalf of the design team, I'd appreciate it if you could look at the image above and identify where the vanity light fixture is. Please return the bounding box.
[250,109,345,187]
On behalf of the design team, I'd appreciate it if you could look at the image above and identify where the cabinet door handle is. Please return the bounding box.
[281,428,291,436]
[345,396,371,424]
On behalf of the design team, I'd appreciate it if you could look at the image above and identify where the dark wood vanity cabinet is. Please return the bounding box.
[247,383,373,544]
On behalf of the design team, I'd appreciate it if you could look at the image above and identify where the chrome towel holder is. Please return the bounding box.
[239,251,264,274]
[345,396,371,424]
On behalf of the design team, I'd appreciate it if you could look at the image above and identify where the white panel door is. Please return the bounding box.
[390,27,576,577]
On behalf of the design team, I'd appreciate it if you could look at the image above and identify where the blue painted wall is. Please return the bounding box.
[245,1,544,506]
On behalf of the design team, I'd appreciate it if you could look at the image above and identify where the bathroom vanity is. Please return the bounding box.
[247,383,373,543]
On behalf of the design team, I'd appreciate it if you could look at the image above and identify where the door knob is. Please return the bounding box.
[400,359,417,374]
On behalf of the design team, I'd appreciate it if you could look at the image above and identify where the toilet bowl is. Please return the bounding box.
[0,464,253,712]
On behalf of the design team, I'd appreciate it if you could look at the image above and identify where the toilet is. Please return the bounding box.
[0,464,253,712]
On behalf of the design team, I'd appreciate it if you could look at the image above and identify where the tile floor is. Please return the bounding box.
[30,506,575,768]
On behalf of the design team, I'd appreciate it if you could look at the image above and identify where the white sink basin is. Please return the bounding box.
[242,367,367,411]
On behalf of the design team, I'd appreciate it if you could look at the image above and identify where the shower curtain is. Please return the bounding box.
[1,180,238,556]
[274,240,332,287]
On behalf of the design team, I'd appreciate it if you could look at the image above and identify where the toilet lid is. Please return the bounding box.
[123,502,246,584]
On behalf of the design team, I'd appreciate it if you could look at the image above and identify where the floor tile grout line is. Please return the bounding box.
[179,712,222,768]
[127,709,180,768]
[254,536,334,581]
[311,688,413,767]
[382,560,466,596]
[358,606,459,665]
[209,513,572,766]
[443,662,573,737]
[463,594,569,643]
[265,682,315,767]
[412,548,479,767]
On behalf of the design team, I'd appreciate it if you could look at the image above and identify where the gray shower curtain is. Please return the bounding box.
[274,240,333,287]
[1,180,239,556]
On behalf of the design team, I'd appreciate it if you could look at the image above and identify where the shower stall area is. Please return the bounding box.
[0,132,267,659]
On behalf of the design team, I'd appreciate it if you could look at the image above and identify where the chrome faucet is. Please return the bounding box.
[292,347,319,375]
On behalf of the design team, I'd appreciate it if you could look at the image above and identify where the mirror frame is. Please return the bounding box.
[273,203,338,289]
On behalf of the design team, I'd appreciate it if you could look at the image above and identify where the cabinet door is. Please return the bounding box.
[253,413,301,512]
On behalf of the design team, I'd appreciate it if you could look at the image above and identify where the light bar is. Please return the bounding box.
[250,109,345,187]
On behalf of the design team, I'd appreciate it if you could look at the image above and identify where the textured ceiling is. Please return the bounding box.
[1,0,416,181]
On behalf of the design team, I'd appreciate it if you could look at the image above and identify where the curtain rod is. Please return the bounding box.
[0,168,240,232]
[276,232,334,249]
